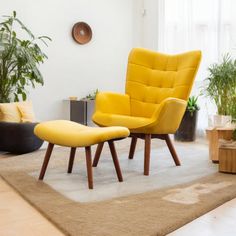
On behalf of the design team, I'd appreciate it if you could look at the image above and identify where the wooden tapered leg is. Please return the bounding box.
[128,137,138,159]
[67,147,76,173]
[39,143,54,180]
[92,142,104,167]
[85,146,93,189]
[165,134,181,166]
[144,134,151,176]
[108,141,123,182]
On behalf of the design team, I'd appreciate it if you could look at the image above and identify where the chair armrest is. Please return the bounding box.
[94,92,131,115]
[149,98,187,133]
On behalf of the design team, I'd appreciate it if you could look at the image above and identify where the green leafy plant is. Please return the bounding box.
[0,11,51,102]
[83,89,99,100]
[187,96,199,116]
[202,54,236,119]
[232,129,236,141]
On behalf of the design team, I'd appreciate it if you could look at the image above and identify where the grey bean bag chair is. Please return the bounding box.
[0,122,43,154]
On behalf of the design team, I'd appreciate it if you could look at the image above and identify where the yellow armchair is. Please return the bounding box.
[92,48,202,175]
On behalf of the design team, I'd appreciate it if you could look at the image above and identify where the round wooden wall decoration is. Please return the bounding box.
[72,22,92,45]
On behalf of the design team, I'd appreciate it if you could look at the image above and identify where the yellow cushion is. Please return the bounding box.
[0,102,21,122]
[94,92,131,115]
[126,48,201,117]
[34,120,130,147]
[17,101,35,122]
[93,112,153,129]
[93,96,187,134]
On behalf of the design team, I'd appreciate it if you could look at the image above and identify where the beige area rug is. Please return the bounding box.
[31,140,216,202]
[0,139,236,236]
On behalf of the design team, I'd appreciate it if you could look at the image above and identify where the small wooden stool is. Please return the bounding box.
[206,128,233,163]
[219,147,236,174]
[34,120,130,189]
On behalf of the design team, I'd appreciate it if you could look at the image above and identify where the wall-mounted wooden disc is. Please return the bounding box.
[72,22,92,45]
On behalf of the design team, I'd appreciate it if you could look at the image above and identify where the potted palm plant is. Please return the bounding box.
[174,96,199,141]
[233,129,236,141]
[0,11,51,103]
[202,54,236,127]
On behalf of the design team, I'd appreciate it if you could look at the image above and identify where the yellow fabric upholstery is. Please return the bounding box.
[94,92,131,115]
[0,102,21,122]
[17,101,36,122]
[34,120,130,147]
[93,112,153,129]
[93,48,201,134]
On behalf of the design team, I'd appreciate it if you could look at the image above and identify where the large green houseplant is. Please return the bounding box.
[202,54,236,121]
[0,11,51,103]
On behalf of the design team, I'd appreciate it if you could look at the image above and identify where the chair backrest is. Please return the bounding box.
[125,48,201,117]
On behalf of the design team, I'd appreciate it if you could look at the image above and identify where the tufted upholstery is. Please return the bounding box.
[93,48,201,134]
[126,48,201,118]
[92,48,202,175]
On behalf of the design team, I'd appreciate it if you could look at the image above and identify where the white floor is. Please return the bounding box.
[0,178,64,236]
[169,198,236,236]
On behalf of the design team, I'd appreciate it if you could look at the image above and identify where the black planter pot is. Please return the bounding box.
[174,110,198,142]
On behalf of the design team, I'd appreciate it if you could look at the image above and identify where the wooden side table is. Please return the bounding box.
[219,147,236,173]
[206,128,233,163]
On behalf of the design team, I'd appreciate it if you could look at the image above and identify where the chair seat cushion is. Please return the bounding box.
[93,112,153,129]
[34,120,130,147]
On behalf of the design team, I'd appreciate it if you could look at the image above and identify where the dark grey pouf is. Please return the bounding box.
[0,122,43,154]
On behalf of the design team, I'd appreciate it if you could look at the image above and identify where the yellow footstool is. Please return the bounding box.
[34,120,130,189]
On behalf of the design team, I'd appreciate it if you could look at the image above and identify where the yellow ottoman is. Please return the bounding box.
[34,120,130,189]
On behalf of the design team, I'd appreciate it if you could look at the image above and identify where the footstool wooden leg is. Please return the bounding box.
[108,141,123,182]
[92,142,104,167]
[68,147,76,173]
[85,146,93,189]
[39,143,54,180]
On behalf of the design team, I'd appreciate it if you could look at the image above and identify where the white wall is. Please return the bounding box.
[1,0,134,121]
[135,0,236,135]
[133,0,159,50]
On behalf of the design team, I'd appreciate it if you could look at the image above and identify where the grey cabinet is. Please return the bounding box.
[70,99,95,126]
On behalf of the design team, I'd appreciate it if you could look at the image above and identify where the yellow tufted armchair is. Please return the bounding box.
[92,48,202,175]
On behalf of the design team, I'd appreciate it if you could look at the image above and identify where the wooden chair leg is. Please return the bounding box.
[67,147,76,173]
[144,134,151,176]
[108,141,123,182]
[165,134,181,166]
[92,142,104,167]
[128,137,137,159]
[85,146,93,189]
[39,143,54,180]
